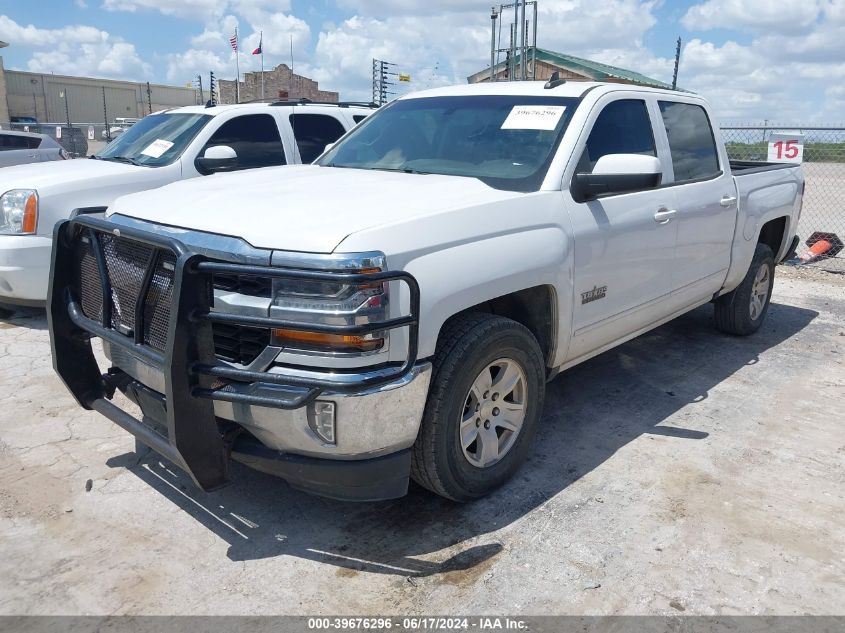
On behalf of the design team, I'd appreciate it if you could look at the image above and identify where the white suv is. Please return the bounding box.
[0,100,374,307]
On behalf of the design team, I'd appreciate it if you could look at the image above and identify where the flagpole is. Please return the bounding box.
[260,30,265,101]
[235,26,240,103]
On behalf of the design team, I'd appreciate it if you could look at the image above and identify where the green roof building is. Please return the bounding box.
[467,46,674,90]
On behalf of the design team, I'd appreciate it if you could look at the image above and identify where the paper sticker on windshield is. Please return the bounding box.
[140,139,175,158]
[501,105,566,130]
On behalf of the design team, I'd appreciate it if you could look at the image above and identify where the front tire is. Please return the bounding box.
[714,243,775,336]
[411,313,545,501]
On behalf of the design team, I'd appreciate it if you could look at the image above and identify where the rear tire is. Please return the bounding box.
[714,243,775,336]
[411,313,545,502]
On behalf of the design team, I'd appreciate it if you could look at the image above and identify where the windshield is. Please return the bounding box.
[316,95,580,191]
[96,113,212,167]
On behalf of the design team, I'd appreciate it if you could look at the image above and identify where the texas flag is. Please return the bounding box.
[252,33,262,55]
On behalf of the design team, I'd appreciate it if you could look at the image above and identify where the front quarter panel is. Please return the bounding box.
[336,192,573,364]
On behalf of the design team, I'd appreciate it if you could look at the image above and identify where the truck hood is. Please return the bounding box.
[0,157,152,193]
[109,165,523,252]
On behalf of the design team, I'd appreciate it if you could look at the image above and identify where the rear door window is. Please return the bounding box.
[658,101,721,181]
[290,114,347,163]
[0,134,37,150]
[577,99,656,172]
[203,114,286,170]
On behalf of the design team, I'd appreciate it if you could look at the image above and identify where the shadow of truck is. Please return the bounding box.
[102,301,817,576]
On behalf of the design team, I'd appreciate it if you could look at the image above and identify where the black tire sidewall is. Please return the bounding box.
[739,245,775,330]
[428,323,545,499]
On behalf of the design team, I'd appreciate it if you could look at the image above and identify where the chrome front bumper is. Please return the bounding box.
[105,340,431,458]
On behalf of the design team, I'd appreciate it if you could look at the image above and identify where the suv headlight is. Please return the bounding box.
[0,189,38,235]
[269,254,389,355]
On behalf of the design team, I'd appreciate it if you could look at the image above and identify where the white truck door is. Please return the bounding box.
[655,100,735,304]
[565,96,678,361]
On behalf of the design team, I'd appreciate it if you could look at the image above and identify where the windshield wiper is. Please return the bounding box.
[379,166,431,175]
[101,155,143,166]
[324,163,430,175]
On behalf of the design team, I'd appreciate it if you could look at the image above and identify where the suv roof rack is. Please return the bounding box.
[268,98,379,108]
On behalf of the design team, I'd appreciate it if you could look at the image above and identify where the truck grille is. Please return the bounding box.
[211,323,271,365]
[75,231,269,364]
[213,273,272,297]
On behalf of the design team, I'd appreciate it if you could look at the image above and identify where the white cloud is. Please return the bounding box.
[101,0,231,19]
[0,15,151,80]
[190,28,225,49]
[681,0,824,34]
[166,47,227,82]
[335,0,481,16]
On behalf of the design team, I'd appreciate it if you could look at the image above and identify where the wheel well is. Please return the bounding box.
[758,216,787,255]
[446,285,556,366]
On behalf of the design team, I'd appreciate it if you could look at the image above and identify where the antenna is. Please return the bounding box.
[543,71,565,89]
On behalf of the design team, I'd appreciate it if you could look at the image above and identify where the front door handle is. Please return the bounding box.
[654,208,677,224]
[720,195,738,207]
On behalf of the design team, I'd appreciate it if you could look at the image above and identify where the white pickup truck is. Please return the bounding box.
[48,81,803,502]
[0,100,374,307]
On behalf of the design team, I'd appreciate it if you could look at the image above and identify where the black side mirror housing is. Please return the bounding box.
[573,171,661,202]
[195,145,238,175]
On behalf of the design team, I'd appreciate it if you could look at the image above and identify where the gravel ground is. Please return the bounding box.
[0,265,843,616]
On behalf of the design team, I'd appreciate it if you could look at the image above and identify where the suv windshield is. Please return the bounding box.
[316,95,579,191]
[96,113,212,167]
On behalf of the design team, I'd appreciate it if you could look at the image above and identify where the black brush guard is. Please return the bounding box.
[48,215,420,491]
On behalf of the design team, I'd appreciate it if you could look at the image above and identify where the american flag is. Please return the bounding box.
[229,31,238,51]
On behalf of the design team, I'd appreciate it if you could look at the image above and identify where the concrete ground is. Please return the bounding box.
[0,265,843,616]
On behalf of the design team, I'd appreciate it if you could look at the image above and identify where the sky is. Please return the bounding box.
[0,0,842,123]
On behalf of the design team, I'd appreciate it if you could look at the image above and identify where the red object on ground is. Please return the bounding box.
[797,232,843,263]
[809,240,833,256]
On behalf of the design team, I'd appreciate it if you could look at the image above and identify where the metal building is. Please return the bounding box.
[1,67,199,125]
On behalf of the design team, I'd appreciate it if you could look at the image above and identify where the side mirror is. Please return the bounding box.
[195,145,238,174]
[573,154,662,202]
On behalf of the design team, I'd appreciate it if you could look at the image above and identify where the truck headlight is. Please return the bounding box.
[269,256,389,355]
[0,189,38,235]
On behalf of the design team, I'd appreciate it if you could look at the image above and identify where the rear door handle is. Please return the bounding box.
[654,208,677,224]
[720,195,737,207]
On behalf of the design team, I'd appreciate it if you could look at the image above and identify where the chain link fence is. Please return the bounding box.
[721,125,845,271]
[0,121,129,157]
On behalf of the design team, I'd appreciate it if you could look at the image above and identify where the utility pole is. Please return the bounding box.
[102,87,111,142]
[146,82,153,114]
[488,2,538,82]
[196,74,204,105]
[490,7,498,82]
[671,37,681,90]
[60,89,76,156]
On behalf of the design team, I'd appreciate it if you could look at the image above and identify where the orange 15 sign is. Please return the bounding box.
[767,132,804,164]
